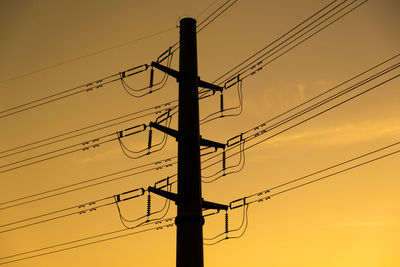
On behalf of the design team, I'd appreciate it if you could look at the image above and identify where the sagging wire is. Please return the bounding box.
[200,147,218,157]
[0,187,147,234]
[120,48,174,98]
[203,204,249,246]
[117,109,174,159]
[114,184,173,229]
[200,76,243,125]
[202,139,246,183]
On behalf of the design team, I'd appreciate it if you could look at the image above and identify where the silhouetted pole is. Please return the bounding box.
[176,17,204,267]
[149,17,226,267]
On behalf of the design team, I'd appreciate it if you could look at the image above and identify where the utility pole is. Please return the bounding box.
[176,17,203,267]
[148,17,227,267]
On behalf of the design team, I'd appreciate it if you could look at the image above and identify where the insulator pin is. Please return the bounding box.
[222,149,226,174]
[147,193,151,217]
[225,212,229,234]
[149,68,154,88]
[148,128,153,150]
[220,93,224,113]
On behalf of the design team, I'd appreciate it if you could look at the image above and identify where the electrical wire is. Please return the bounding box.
[0,196,111,231]
[214,0,367,86]
[240,0,369,82]
[0,27,176,85]
[197,0,238,33]
[206,143,399,246]
[212,0,341,85]
[0,157,177,211]
[200,79,243,125]
[0,100,177,157]
[118,113,174,159]
[197,63,399,184]
[120,51,174,97]
[0,201,114,234]
[201,0,368,126]
[245,148,400,204]
[141,59,399,189]
[0,186,148,234]
[0,219,175,265]
[0,123,151,174]
[246,141,400,199]
[0,68,138,119]
[115,184,173,229]
[204,204,249,245]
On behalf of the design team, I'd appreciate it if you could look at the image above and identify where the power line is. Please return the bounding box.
[0,111,177,174]
[0,218,175,266]
[0,186,148,234]
[214,0,368,87]
[246,141,400,200]
[0,27,176,85]
[3,54,393,211]
[240,0,369,81]
[0,64,150,119]
[201,0,370,124]
[3,141,394,264]
[197,0,238,34]
[0,159,177,211]
[198,62,399,182]
[212,0,342,84]
[0,0,238,120]
[248,149,400,204]
[145,67,398,189]
[205,145,399,245]
[1,0,362,159]
[0,126,137,174]
[0,102,176,159]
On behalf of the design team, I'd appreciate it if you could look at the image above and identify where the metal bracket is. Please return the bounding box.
[151,61,223,92]
[150,122,225,150]
[202,199,228,211]
[148,187,228,212]
[148,186,179,202]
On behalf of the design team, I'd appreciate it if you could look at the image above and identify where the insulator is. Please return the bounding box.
[222,149,226,174]
[149,68,154,88]
[148,128,153,149]
[225,212,229,234]
[220,93,224,113]
[147,193,151,217]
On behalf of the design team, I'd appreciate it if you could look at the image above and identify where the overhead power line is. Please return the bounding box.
[0,159,177,211]
[0,184,169,234]
[2,54,395,211]
[0,0,365,160]
[0,101,177,158]
[0,108,177,174]
[205,143,400,245]
[214,0,368,87]
[0,27,176,85]
[0,218,175,266]
[196,57,399,182]
[0,0,237,120]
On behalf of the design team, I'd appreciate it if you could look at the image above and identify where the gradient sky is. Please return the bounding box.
[0,0,399,266]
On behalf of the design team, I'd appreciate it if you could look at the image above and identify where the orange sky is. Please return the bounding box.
[0,0,399,266]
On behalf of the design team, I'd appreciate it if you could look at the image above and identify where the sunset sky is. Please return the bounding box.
[0,0,399,266]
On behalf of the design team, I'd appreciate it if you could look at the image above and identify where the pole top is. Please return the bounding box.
[180,17,196,26]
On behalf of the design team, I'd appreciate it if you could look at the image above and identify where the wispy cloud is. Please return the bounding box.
[79,147,122,163]
[326,220,396,228]
[267,118,400,147]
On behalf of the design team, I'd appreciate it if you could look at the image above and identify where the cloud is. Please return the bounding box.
[266,118,400,148]
[296,83,306,101]
[79,147,122,163]
[326,220,395,228]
